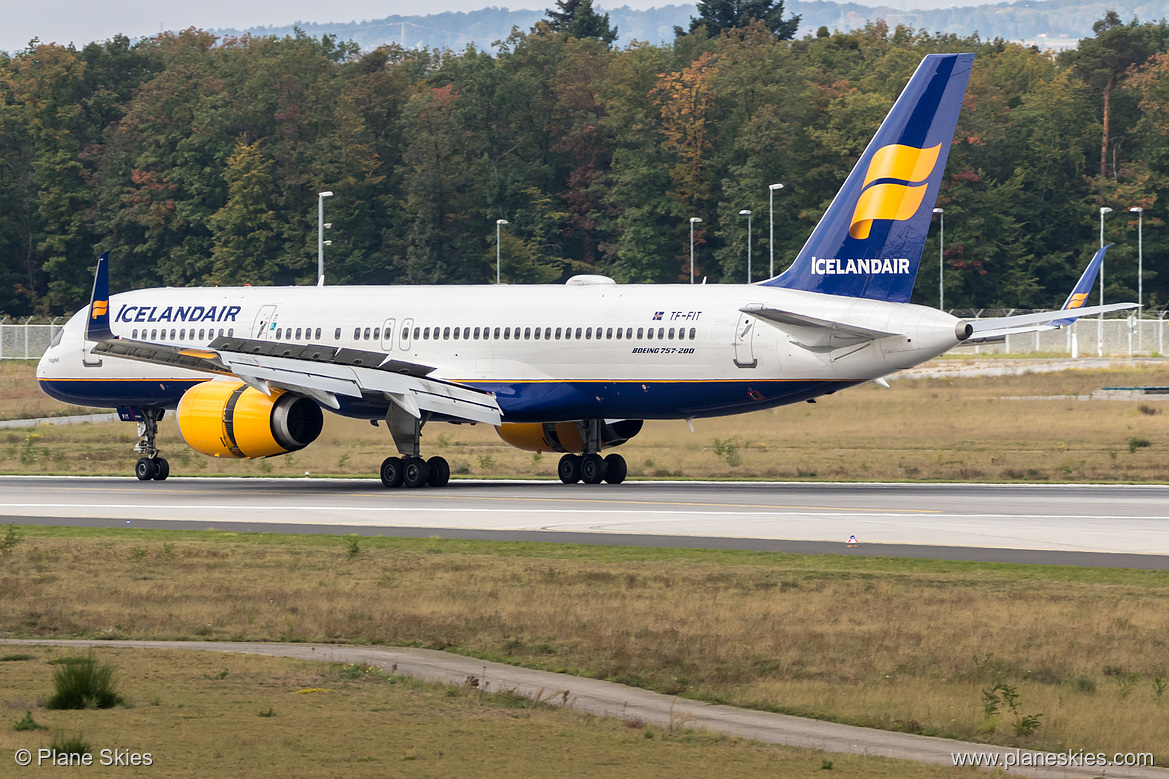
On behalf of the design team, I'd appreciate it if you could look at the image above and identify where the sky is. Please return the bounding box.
[2,0,994,54]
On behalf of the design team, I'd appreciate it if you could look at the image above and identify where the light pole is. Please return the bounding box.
[768,183,783,278]
[317,191,333,285]
[739,209,752,283]
[689,217,702,284]
[1098,206,1112,356]
[495,219,508,284]
[933,207,944,311]
[1131,207,1144,350]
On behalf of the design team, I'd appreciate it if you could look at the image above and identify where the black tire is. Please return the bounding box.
[426,456,450,488]
[380,457,404,488]
[135,458,154,481]
[152,458,170,481]
[403,457,430,488]
[603,454,627,484]
[558,454,581,484]
[581,453,607,484]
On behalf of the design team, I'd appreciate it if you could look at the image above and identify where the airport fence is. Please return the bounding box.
[0,312,1164,360]
[0,317,65,360]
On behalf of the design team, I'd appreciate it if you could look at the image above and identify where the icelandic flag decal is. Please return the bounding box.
[652,311,664,320]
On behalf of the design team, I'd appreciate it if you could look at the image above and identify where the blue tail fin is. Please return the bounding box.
[1049,244,1110,328]
[764,53,974,302]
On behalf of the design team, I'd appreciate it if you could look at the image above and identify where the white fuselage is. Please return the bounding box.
[38,281,964,422]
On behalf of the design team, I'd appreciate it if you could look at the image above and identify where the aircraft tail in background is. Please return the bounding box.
[763,53,974,303]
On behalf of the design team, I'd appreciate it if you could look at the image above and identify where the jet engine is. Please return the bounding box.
[177,381,323,459]
[495,420,643,453]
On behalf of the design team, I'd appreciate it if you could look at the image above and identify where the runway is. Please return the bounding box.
[5,476,1169,567]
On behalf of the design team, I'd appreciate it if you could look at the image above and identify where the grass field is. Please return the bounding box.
[4,358,1169,482]
[2,526,1168,759]
[2,647,965,778]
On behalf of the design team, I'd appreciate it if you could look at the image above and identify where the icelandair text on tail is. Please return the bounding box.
[952,750,1153,770]
[811,257,910,275]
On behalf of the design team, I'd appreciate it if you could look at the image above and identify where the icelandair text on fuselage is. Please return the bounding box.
[812,257,910,275]
[115,305,242,324]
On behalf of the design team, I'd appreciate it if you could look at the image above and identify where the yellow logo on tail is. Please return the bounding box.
[91,300,108,319]
[849,143,941,240]
[1067,292,1089,310]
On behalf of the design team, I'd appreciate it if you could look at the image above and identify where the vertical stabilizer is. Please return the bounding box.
[764,53,974,302]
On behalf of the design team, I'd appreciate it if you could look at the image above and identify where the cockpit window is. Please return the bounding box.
[50,328,64,348]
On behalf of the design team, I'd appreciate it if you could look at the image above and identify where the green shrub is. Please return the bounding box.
[14,710,47,731]
[49,731,91,758]
[46,654,124,710]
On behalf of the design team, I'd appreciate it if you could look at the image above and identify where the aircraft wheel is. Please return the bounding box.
[581,453,607,485]
[603,454,627,485]
[152,458,170,481]
[380,457,405,488]
[426,456,450,488]
[403,457,430,488]
[558,454,581,484]
[135,458,155,481]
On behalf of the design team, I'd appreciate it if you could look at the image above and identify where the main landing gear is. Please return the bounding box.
[379,455,450,489]
[132,408,169,481]
[378,406,450,489]
[556,419,626,485]
[557,452,626,485]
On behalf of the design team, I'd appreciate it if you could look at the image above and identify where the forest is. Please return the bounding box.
[1,12,1168,316]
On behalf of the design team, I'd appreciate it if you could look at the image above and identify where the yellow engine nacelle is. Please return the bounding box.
[177,381,324,459]
[495,420,643,454]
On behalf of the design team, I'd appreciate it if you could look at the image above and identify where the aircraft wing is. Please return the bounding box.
[84,255,502,425]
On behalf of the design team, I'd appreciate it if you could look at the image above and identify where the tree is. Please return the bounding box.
[676,0,800,40]
[545,0,618,46]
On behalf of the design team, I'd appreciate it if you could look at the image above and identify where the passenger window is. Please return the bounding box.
[413,327,420,340]
[533,327,541,340]
[453,327,460,340]
[295,327,302,339]
[178,329,185,340]
[637,327,644,339]
[493,327,501,339]
[575,327,582,339]
[606,327,613,339]
[555,327,562,339]
[625,328,633,339]
[616,328,623,340]
[353,327,360,340]
[334,328,341,340]
[658,327,665,339]
[199,329,205,340]
[646,328,653,340]
[443,327,450,340]
[524,327,531,339]
[219,329,225,337]
[420,327,428,339]
[228,328,234,337]
[315,328,321,340]
[474,327,481,339]
[503,327,511,340]
[363,327,370,340]
[668,327,675,339]
[132,329,138,339]
[689,327,697,339]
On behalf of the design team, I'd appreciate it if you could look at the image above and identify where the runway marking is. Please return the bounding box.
[3,503,1169,522]
[15,486,943,515]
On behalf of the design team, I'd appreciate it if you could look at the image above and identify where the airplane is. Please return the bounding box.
[35,53,1136,488]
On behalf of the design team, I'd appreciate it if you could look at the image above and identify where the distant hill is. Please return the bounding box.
[213,0,1167,52]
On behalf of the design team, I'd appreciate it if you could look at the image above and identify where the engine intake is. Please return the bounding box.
[496,420,643,453]
[177,381,323,459]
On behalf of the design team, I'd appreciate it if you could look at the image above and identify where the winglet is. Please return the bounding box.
[1049,244,1111,328]
[85,252,115,342]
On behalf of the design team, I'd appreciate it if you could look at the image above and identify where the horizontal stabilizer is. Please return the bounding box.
[743,305,896,351]
[965,302,1138,343]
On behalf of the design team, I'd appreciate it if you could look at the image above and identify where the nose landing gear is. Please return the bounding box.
[131,408,169,481]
